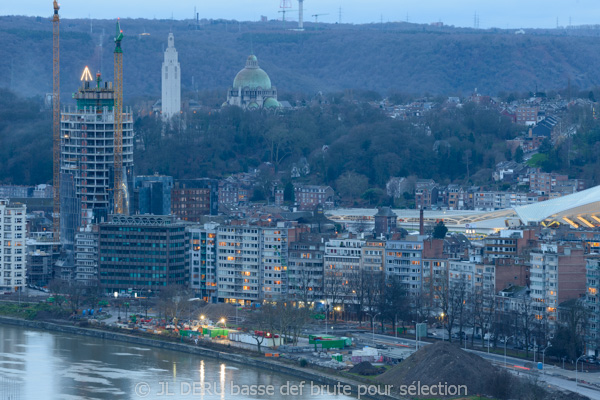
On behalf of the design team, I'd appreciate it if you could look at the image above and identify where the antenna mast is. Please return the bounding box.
[52,0,60,242]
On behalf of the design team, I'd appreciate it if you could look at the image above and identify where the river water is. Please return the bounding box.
[0,324,355,400]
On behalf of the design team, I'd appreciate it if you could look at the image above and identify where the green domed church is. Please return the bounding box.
[225,55,280,110]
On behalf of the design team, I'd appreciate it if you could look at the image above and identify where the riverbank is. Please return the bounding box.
[0,316,399,400]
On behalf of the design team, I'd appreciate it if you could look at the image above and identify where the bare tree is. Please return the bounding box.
[472,286,497,347]
[412,289,435,325]
[247,306,272,354]
[547,299,588,361]
[435,270,468,342]
[158,285,192,323]
[322,269,348,322]
[293,263,322,307]
[378,276,408,334]
[348,269,370,325]
[515,298,538,357]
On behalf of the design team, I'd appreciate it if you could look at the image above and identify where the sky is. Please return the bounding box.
[2,0,600,29]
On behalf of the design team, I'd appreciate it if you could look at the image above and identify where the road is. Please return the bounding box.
[354,332,600,400]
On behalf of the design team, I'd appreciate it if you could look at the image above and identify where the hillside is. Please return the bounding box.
[1,16,600,103]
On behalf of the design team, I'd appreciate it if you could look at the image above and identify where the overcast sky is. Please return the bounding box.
[3,0,600,29]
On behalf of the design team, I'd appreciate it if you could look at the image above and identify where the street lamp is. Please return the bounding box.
[542,343,552,374]
[440,312,446,341]
[576,354,586,391]
[367,312,381,343]
[504,335,515,367]
[412,320,420,351]
[324,303,329,335]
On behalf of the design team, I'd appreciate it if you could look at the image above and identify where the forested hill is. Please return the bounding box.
[1,16,600,103]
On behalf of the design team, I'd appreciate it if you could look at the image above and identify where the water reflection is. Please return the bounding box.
[0,325,354,400]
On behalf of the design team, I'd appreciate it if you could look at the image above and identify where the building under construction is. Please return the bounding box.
[59,68,134,255]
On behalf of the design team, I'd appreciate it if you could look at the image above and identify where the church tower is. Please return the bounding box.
[161,33,181,119]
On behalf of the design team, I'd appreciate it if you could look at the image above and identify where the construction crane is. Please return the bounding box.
[279,0,293,22]
[312,13,328,23]
[52,0,60,241]
[278,9,296,22]
[113,19,124,215]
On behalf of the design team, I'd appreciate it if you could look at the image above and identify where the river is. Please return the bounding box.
[0,324,355,400]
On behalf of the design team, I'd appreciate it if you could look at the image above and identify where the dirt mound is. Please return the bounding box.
[349,361,385,376]
[377,341,498,397]
[377,342,591,399]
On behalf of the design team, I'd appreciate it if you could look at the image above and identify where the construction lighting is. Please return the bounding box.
[562,217,579,228]
[80,66,93,81]
[577,216,595,228]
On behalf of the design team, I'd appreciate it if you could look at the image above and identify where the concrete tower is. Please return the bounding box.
[161,33,181,119]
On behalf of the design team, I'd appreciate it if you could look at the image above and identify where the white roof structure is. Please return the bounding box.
[514,185,600,227]
[327,185,600,233]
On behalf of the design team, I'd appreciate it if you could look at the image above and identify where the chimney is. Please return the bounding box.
[419,208,424,235]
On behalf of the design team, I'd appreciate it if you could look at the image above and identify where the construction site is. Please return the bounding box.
[52,2,133,279]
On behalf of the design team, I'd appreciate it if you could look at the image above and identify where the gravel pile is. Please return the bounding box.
[377,341,495,396]
[377,342,590,399]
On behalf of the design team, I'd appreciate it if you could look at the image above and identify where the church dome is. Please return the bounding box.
[233,55,272,90]
[263,97,280,109]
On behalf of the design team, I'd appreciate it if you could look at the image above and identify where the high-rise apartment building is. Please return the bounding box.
[0,200,27,292]
[261,226,289,300]
[74,225,98,286]
[189,223,218,303]
[216,225,261,304]
[60,68,134,246]
[288,236,325,304]
[585,257,600,356]
[323,238,363,305]
[529,244,588,329]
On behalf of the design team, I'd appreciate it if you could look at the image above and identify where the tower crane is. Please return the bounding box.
[312,13,328,23]
[113,19,124,215]
[52,0,60,241]
[278,9,296,22]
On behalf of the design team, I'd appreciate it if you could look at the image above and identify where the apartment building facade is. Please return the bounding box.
[0,200,27,292]
[189,223,218,303]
